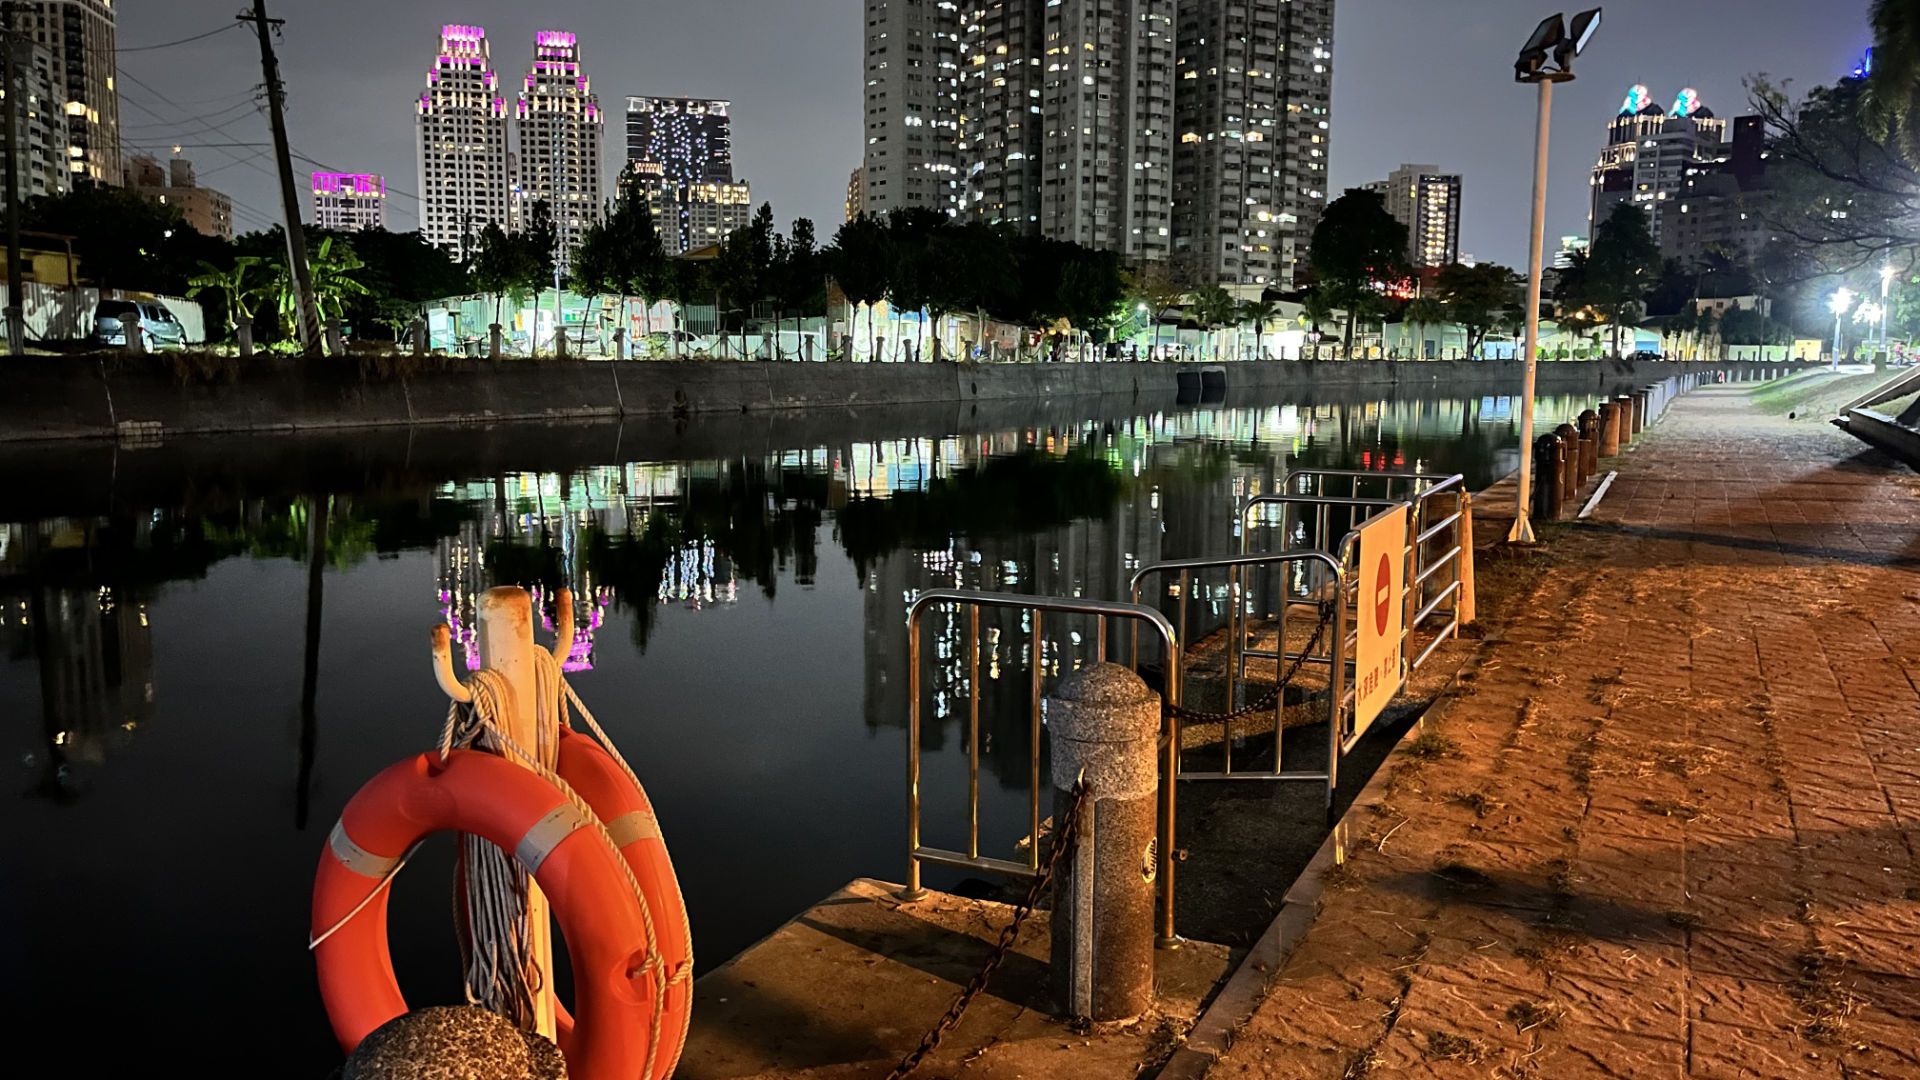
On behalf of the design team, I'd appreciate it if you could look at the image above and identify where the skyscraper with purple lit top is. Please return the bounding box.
[416,24,512,257]
[516,31,603,272]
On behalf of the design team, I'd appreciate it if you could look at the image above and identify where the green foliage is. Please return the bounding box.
[23,185,224,294]
[269,235,370,330]
[1433,262,1521,359]
[1750,73,1920,272]
[1562,204,1660,356]
[1862,0,1920,165]
[1308,188,1411,348]
[187,256,267,336]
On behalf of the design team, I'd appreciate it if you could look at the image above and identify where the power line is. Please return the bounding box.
[119,24,244,53]
[120,96,263,132]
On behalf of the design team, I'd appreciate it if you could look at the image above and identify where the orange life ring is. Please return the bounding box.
[551,729,693,1080]
[312,750,660,1080]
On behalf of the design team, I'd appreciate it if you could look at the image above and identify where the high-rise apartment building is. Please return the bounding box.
[2,40,70,199]
[1589,86,1727,247]
[17,1,116,187]
[862,0,961,217]
[625,98,751,255]
[124,156,234,241]
[515,31,603,271]
[626,96,734,186]
[1039,0,1176,258]
[954,1,1175,258]
[846,166,866,221]
[311,172,388,232]
[1363,164,1461,268]
[871,0,1333,284]
[1173,0,1335,288]
[416,24,512,257]
[955,0,1043,228]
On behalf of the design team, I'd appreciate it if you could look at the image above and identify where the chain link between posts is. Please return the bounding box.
[1165,598,1335,725]
[884,780,1093,1080]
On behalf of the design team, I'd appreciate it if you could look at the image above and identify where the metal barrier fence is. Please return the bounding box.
[1245,470,1472,675]
[902,589,1185,939]
[1128,550,1349,795]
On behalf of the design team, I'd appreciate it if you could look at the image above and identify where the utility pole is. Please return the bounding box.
[2,1,25,355]
[242,0,322,356]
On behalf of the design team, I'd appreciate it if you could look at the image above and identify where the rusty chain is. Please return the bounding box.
[1166,598,1335,725]
[884,780,1094,1080]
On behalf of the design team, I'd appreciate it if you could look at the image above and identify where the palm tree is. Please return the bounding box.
[1189,285,1238,361]
[1401,296,1446,359]
[1238,297,1281,359]
[1300,288,1335,356]
[187,256,266,341]
[274,237,371,340]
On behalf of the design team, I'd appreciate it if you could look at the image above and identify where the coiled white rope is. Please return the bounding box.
[313,647,686,1080]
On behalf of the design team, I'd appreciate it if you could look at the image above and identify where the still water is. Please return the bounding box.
[1,388,1593,1073]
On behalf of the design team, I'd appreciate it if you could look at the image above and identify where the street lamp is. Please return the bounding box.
[1508,7,1601,546]
[1831,287,1856,369]
[1879,262,1895,353]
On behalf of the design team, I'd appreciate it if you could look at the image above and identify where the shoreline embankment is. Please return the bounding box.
[0,353,1800,444]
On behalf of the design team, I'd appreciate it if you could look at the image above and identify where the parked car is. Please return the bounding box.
[93,301,187,351]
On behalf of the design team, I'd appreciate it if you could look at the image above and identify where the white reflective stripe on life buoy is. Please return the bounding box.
[514,802,591,874]
[605,810,661,847]
[328,821,401,879]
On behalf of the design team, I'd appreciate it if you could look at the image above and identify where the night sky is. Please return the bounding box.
[119,0,1873,268]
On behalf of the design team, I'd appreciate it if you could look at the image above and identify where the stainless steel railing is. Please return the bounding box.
[1247,469,1473,675]
[903,589,1184,940]
[1129,550,1348,806]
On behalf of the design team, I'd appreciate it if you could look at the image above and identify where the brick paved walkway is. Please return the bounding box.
[1208,386,1920,1079]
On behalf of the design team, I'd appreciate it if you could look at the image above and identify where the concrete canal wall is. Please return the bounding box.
[0,353,1800,443]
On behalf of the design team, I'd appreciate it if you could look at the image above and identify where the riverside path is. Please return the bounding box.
[1204,384,1920,1079]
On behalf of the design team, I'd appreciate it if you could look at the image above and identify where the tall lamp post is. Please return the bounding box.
[1879,262,1894,355]
[1831,287,1855,370]
[1508,8,1601,545]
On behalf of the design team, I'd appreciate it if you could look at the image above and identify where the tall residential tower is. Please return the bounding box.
[861,0,961,217]
[416,24,512,256]
[17,1,117,187]
[877,0,1335,285]
[1364,164,1461,269]
[311,172,388,232]
[1172,0,1335,288]
[516,31,604,271]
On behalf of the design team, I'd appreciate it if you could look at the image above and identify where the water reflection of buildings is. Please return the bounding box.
[434,464,742,670]
[852,393,1594,797]
[0,521,156,799]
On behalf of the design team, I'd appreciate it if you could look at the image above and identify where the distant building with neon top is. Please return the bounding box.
[416,24,512,257]
[515,30,604,272]
[311,172,387,231]
[1589,84,1771,265]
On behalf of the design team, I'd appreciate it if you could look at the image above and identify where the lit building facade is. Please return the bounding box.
[955,0,1043,229]
[416,24,513,257]
[626,96,735,186]
[311,172,388,231]
[952,0,1174,259]
[17,1,116,187]
[123,156,234,241]
[1589,85,1727,247]
[1,41,70,199]
[626,97,751,255]
[515,31,603,271]
[1364,164,1461,268]
[846,165,866,221]
[1173,0,1335,288]
[861,0,962,217]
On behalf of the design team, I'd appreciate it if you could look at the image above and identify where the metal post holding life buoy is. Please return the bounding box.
[429,586,575,1043]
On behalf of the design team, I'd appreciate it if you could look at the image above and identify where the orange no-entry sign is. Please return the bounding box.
[1355,505,1408,739]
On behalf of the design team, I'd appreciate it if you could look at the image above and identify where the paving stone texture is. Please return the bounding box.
[1210,387,1920,1080]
